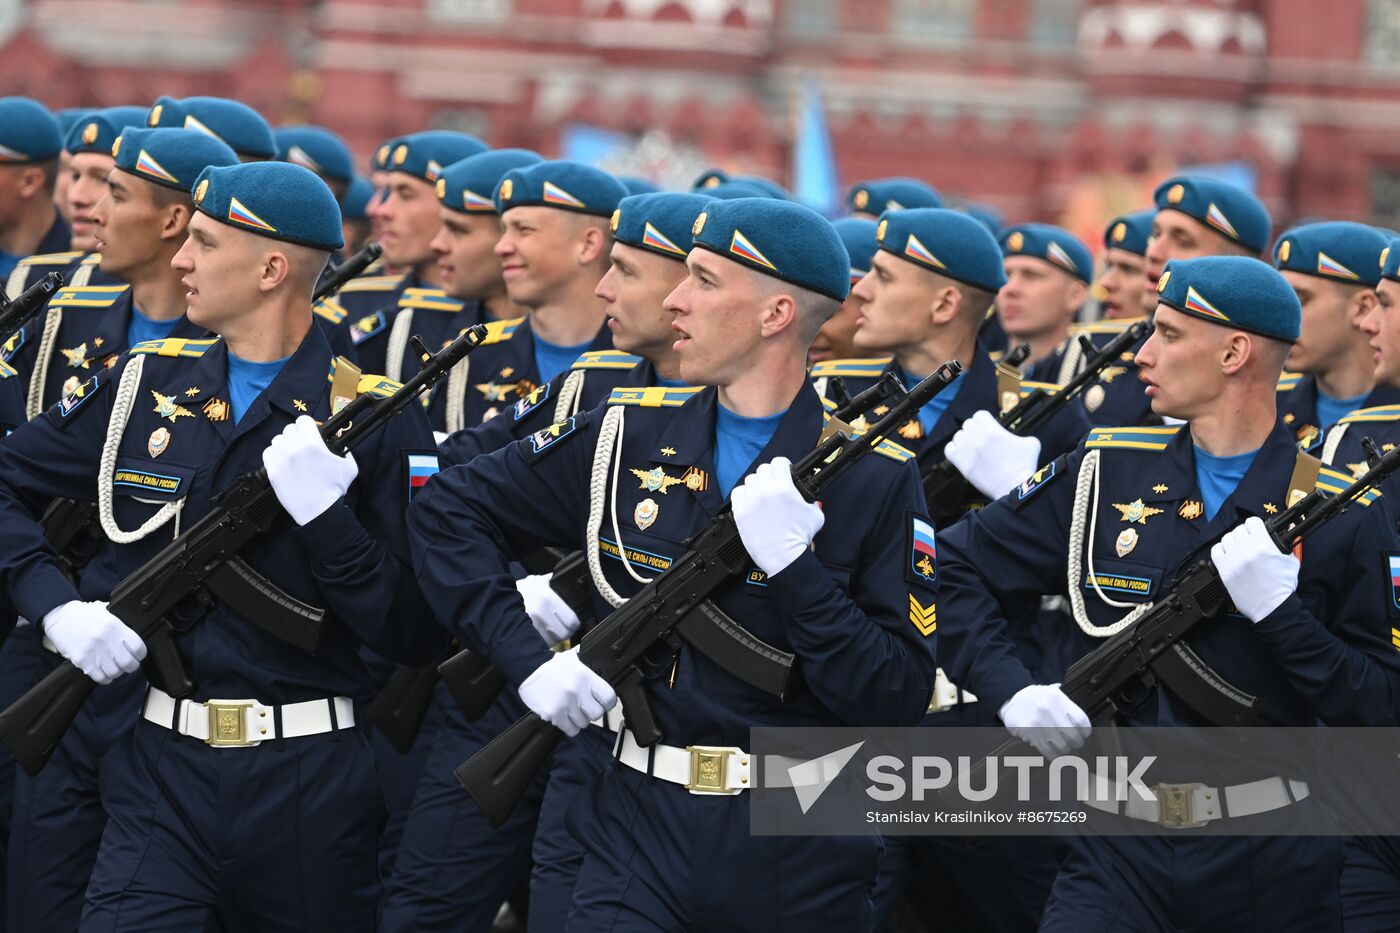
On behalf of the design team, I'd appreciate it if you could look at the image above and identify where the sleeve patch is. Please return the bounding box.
[349,311,387,345]
[1016,459,1057,500]
[406,451,440,503]
[909,593,936,637]
[908,513,937,585]
[513,381,552,422]
[55,374,102,420]
[526,416,579,458]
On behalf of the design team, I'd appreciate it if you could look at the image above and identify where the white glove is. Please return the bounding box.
[517,573,581,646]
[731,457,824,577]
[518,646,617,737]
[263,415,358,526]
[945,410,1043,500]
[998,683,1091,757]
[43,600,146,684]
[1211,516,1298,622]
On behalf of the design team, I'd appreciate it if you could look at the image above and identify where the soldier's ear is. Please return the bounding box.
[1219,331,1253,376]
[160,202,191,243]
[1350,286,1379,326]
[258,250,293,293]
[928,284,961,327]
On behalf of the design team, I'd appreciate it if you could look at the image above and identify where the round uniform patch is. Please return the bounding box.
[436,178,446,199]
[1167,183,1185,204]
[1007,231,1024,252]
[1085,383,1106,413]
[111,137,121,159]
[1112,222,1126,243]
[82,123,98,145]
[393,144,408,166]
[877,218,887,242]
[692,212,706,237]
[500,178,513,201]
[194,179,208,205]
[148,104,162,126]
[1156,270,1171,293]
[376,144,389,167]
[1280,240,1291,263]
[854,189,869,209]
[610,208,620,233]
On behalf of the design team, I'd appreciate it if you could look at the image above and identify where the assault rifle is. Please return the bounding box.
[456,363,964,826]
[314,242,384,302]
[0,271,64,348]
[0,325,491,775]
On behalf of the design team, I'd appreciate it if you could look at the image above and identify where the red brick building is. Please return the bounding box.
[7,0,1400,237]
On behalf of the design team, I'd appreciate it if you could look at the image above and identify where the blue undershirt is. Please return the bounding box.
[126,305,183,350]
[656,375,688,388]
[1194,445,1260,521]
[227,352,291,423]
[901,367,968,434]
[714,404,786,498]
[0,253,17,279]
[533,335,594,384]
[1315,388,1369,431]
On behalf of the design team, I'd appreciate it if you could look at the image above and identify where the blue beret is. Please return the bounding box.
[832,217,879,286]
[700,180,772,201]
[876,208,1006,293]
[437,149,542,214]
[848,178,943,215]
[148,96,276,160]
[693,169,789,200]
[55,107,90,137]
[274,125,354,183]
[113,127,238,192]
[0,98,61,163]
[193,162,343,251]
[1155,256,1299,342]
[340,175,374,221]
[610,192,712,261]
[1000,223,1094,283]
[692,198,848,301]
[1104,209,1154,256]
[1272,221,1389,289]
[388,131,489,185]
[495,160,626,219]
[1153,175,1271,253]
[64,106,148,157]
[618,176,661,196]
[958,201,1005,235]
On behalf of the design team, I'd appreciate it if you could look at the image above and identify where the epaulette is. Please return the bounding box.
[988,349,1005,363]
[1084,425,1182,451]
[607,385,704,408]
[17,250,85,267]
[355,373,402,399]
[1020,380,1062,398]
[1317,465,1381,506]
[398,287,465,313]
[1070,317,1144,336]
[0,359,17,379]
[48,284,129,309]
[809,357,892,379]
[571,350,642,371]
[80,253,101,266]
[1337,404,1400,425]
[857,429,916,463]
[130,337,218,359]
[312,297,347,326]
[1277,371,1303,392]
[335,273,404,294]
[481,316,525,346]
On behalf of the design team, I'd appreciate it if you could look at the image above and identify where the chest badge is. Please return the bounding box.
[148,426,171,458]
[293,399,308,412]
[203,397,230,422]
[634,497,659,531]
[682,467,708,492]
[1178,500,1203,521]
[1115,527,1139,557]
[897,419,923,441]
[61,343,90,370]
[630,466,684,495]
[61,375,80,398]
[1263,502,1279,514]
[1085,384,1106,413]
[151,390,194,423]
[1113,498,1163,525]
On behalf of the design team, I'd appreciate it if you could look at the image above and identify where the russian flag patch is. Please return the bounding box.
[406,452,440,503]
[909,514,937,583]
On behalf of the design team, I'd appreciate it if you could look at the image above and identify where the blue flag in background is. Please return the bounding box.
[792,80,839,218]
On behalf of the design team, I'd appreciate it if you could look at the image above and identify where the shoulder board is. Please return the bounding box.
[18,250,85,267]
[1316,465,1381,506]
[607,385,704,408]
[481,316,525,346]
[80,253,101,266]
[356,373,402,400]
[0,358,16,380]
[398,288,465,313]
[988,350,1005,363]
[48,284,129,309]
[571,350,642,371]
[809,357,893,379]
[313,297,347,325]
[1277,371,1303,392]
[1085,425,1183,452]
[130,337,218,359]
[1338,404,1400,425]
[1020,380,1061,398]
[335,273,404,293]
[1069,317,1143,336]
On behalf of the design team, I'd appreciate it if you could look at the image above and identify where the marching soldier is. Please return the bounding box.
[339,174,374,255]
[808,216,878,365]
[846,177,943,220]
[1271,221,1396,449]
[273,124,355,200]
[0,161,440,929]
[409,197,936,929]
[146,95,276,162]
[0,98,69,280]
[996,223,1093,367]
[940,256,1400,931]
[1097,209,1155,321]
[1331,237,1400,492]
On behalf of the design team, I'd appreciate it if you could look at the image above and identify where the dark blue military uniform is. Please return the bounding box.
[1276,372,1400,451]
[4,249,114,301]
[312,269,410,341]
[409,382,936,928]
[0,327,440,929]
[1028,318,1156,427]
[939,420,1400,930]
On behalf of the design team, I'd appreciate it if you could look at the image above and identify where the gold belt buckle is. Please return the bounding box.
[1155,783,1205,828]
[206,701,253,747]
[686,746,740,795]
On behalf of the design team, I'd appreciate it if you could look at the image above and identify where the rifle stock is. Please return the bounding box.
[313,243,383,302]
